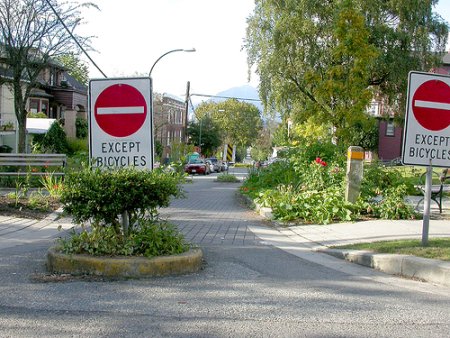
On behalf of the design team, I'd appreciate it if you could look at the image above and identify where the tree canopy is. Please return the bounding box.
[245,0,449,145]
[194,99,263,148]
[56,52,90,86]
[187,115,222,157]
[0,0,94,152]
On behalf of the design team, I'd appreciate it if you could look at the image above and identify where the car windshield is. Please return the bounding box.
[189,159,204,164]
[207,158,218,163]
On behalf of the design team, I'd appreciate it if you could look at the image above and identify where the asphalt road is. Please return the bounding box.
[0,168,449,337]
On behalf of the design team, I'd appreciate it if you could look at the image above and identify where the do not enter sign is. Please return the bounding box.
[89,78,153,170]
[412,79,450,131]
[95,83,147,137]
[402,72,450,168]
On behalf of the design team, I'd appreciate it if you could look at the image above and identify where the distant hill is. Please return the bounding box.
[215,85,263,111]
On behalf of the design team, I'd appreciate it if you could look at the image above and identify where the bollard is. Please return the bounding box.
[345,146,364,203]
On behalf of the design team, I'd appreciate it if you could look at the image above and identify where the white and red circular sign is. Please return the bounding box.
[94,83,147,137]
[412,79,450,131]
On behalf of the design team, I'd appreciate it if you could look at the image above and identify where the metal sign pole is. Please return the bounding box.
[421,162,432,246]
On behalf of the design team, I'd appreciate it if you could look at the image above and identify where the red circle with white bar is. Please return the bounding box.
[94,84,147,137]
[412,79,450,131]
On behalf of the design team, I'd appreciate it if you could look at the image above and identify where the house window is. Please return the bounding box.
[368,101,380,116]
[386,120,395,136]
[29,99,40,113]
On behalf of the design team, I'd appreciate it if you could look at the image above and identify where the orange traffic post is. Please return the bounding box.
[345,146,364,203]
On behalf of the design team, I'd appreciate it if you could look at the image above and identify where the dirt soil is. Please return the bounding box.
[0,196,61,220]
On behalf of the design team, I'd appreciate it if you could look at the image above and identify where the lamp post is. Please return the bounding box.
[149,48,195,164]
[149,48,196,78]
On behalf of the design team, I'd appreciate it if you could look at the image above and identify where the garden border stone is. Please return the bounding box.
[47,247,203,278]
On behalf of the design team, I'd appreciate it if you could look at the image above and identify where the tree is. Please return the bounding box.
[245,0,448,146]
[187,115,221,157]
[195,99,263,148]
[56,52,89,86]
[0,0,94,152]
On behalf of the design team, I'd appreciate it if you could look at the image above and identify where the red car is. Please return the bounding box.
[184,159,211,175]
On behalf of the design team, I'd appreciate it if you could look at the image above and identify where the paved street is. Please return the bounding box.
[0,168,449,337]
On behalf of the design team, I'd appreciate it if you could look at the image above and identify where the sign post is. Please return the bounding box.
[89,78,153,170]
[402,72,450,245]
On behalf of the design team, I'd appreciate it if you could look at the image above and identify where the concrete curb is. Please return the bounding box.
[319,248,450,288]
[47,247,203,278]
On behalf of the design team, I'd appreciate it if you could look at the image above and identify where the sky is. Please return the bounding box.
[75,0,258,102]
[76,0,450,103]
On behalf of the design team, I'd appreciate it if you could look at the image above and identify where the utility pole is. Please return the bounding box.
[183,81,190,143]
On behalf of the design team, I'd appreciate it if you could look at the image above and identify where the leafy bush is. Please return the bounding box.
[241,141,417,224]
[57,219,189,257]
[75,117,88,139]
[32,121,69,153]
[67,137,88,155]
[216,173,240,182]
[60,166,185,231]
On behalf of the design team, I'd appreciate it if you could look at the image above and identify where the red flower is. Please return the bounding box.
[315,157,327,167]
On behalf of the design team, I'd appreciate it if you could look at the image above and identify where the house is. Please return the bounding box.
[0,55,87,152]
[370,52,450,162]
[153,93,187,162]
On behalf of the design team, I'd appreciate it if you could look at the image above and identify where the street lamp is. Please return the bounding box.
[149,48,196,77]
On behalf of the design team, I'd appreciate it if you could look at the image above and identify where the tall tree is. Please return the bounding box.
[245,0,448,145]
[0,0,94,152]
[56,52,89,86]
[195,99,263,148]
[187,115,222,157]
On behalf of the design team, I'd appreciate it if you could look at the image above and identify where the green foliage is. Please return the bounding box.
[216,173,240,183]
[56,53,89,86]
[27,112,47,118]
[241,140,417,224]
[367,184,417,220]
[75,118,88,139]
[40,174,63,198]
[60,166,185,230]
[334,238,450,261]
[67,137,88,156]
[57,219,189,257]
[195,99,263,147]
[154,140,163,160]
[32,121,69,154]
[187,116,221,156]
[245,0,448,142]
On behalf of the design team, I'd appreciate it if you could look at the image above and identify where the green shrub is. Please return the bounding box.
[67,137,88,155]
[32,121,69,153]
[60,166,185,231]
[57,219,189,257]
[216,173,240,182]
[75,117,88,139]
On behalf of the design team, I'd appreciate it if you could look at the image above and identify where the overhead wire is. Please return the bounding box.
[44,0,107,78]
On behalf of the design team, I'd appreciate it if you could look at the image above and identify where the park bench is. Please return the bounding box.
[415,168,449,214]
[0,153,67,177]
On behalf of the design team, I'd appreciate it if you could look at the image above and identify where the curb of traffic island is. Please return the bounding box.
[239,193,274,220]
[47,247,203,278]
[318,248,450,288]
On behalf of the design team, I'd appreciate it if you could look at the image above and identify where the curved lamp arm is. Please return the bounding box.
[149,48,196,77]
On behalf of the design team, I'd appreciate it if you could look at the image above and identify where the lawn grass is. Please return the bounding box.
[332,238,450,261]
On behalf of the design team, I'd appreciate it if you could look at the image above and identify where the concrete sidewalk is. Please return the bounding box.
[0,209,74,250]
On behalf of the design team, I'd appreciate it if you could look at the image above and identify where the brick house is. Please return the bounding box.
[372,52,450,162]
[153,93,187,162]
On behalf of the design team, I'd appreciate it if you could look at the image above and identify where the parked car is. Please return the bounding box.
[206,158,223,172]
[184,159,211,175]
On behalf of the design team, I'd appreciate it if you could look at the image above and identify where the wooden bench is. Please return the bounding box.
[415,169,449,214]
[0,153,67,177]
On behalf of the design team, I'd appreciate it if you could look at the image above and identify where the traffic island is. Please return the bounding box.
[47,247,203,278]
